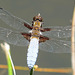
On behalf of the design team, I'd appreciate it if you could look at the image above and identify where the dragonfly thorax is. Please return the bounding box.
[31,26,41,38]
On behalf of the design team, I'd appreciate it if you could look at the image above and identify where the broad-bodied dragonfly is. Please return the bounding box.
[0,8,71,69]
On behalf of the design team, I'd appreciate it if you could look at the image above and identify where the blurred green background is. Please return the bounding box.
[0,0,74,75]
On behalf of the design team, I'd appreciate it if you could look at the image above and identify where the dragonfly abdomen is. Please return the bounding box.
[27,38,39,69]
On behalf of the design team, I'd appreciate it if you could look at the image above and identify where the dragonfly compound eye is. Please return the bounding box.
[33,15,43,22]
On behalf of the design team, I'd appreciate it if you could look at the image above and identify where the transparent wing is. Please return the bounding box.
[43,25,71,39]
[40,38,71,53]
[0,8,71,53]
[0,8,31,32]
[0,27,29,46]
[40,25,71,53]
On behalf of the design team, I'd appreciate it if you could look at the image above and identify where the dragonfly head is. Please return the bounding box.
[32,13,43,27]
[33,13,43,22]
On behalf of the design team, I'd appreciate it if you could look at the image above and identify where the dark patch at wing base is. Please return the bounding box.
[24,23,33,30]
[40,28,51,32]
[21,33,31,41]
[39,35,49,43]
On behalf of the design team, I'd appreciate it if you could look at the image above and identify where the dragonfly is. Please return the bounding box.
[0,8,71,69]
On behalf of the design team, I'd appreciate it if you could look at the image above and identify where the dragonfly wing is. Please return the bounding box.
[43,25,71,39]
[0,27,29,46]
[40,38,71,53]
[0,8,32,32]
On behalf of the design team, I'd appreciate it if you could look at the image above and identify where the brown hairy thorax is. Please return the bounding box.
[22,14,50,43]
